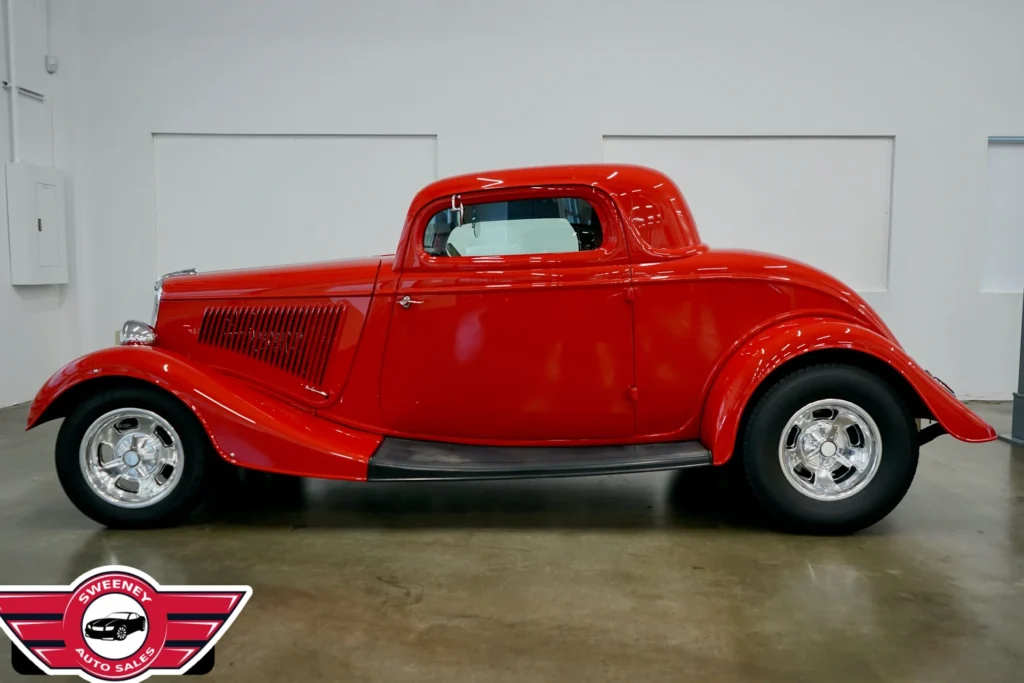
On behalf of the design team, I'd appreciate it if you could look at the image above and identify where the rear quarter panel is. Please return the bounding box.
[631,249,887,439]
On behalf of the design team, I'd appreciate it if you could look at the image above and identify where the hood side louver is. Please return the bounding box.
[198,303,345,387]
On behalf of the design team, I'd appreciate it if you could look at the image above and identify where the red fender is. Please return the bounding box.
[700,319,997,465]
[26,346,381,480]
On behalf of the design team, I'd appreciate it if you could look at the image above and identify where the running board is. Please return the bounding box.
[367,438,712,481]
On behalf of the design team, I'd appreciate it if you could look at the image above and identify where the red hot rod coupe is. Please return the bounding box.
[28,164,996,533]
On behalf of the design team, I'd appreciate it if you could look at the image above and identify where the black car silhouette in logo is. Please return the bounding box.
[84,612,146,641]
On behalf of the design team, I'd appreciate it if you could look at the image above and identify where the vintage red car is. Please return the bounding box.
[27,164,996,533]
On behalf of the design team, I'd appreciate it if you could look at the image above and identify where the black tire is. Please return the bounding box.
[115,626,127,641]
[55,385,213,529]
[740,364,918,534]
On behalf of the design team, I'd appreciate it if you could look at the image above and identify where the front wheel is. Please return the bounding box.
[740,364,919,534]
[55,385,213,529]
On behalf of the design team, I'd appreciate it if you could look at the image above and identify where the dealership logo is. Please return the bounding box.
[0,566,252,683]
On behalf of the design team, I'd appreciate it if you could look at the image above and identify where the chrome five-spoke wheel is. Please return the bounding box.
[741,364,918,534]
[79,408,184,509]
[57,386,212,528]
[778,399,882,501]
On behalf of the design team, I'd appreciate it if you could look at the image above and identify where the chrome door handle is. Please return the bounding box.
[398,295,423,309]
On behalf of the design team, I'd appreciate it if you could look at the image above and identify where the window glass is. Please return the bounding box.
[423,197,602,257]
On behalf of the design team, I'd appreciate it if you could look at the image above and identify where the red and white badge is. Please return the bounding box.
[0,565,252,683]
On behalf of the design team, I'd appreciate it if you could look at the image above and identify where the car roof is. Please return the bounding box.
[404,163,701,250]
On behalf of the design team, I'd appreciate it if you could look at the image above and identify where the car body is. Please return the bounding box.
[84,612,146,641]
[27,164,996,533]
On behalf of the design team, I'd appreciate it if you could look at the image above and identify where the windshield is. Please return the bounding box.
[105,612,132,619]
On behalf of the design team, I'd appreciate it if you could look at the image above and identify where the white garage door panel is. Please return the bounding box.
[154,134,437,274]
[982,140,1024,294]
[603,136,893,292]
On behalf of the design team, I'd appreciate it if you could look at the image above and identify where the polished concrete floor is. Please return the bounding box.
[0,402,1022,682]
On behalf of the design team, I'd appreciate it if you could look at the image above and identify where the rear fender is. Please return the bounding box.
[700,319,997,465]
[27,346,381,480]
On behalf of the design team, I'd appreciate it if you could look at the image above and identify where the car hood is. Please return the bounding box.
[87,618,120,627]
[152,255,387,407]
[160,256,385,300]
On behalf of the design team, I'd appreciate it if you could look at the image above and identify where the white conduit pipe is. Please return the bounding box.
[5,0,20,162]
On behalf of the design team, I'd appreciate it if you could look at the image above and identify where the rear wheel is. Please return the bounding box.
[56,385,213,529]
[740,364,918,534]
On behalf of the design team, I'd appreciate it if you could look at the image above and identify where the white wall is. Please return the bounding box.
[0,0,78,407]
[154,134,437,273]
[603,136,895,292]
[33,0,1024,405]
[982,140,1024,294]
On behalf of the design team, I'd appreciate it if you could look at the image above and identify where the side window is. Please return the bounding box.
[423,197,602,257]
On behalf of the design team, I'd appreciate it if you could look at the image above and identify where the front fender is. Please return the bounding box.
[28,346,382,480]
[700,319,996,465]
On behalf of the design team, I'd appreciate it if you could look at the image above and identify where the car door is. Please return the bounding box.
[379,186,635,442]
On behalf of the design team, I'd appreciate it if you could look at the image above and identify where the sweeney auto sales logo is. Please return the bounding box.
[0,566,252,682]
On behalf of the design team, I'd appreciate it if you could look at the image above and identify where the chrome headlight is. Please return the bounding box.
[119,320,156,345]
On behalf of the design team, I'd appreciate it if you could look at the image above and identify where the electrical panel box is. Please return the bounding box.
[6,162,68,285]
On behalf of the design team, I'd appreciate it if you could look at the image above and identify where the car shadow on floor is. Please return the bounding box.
[196,465,768,532]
